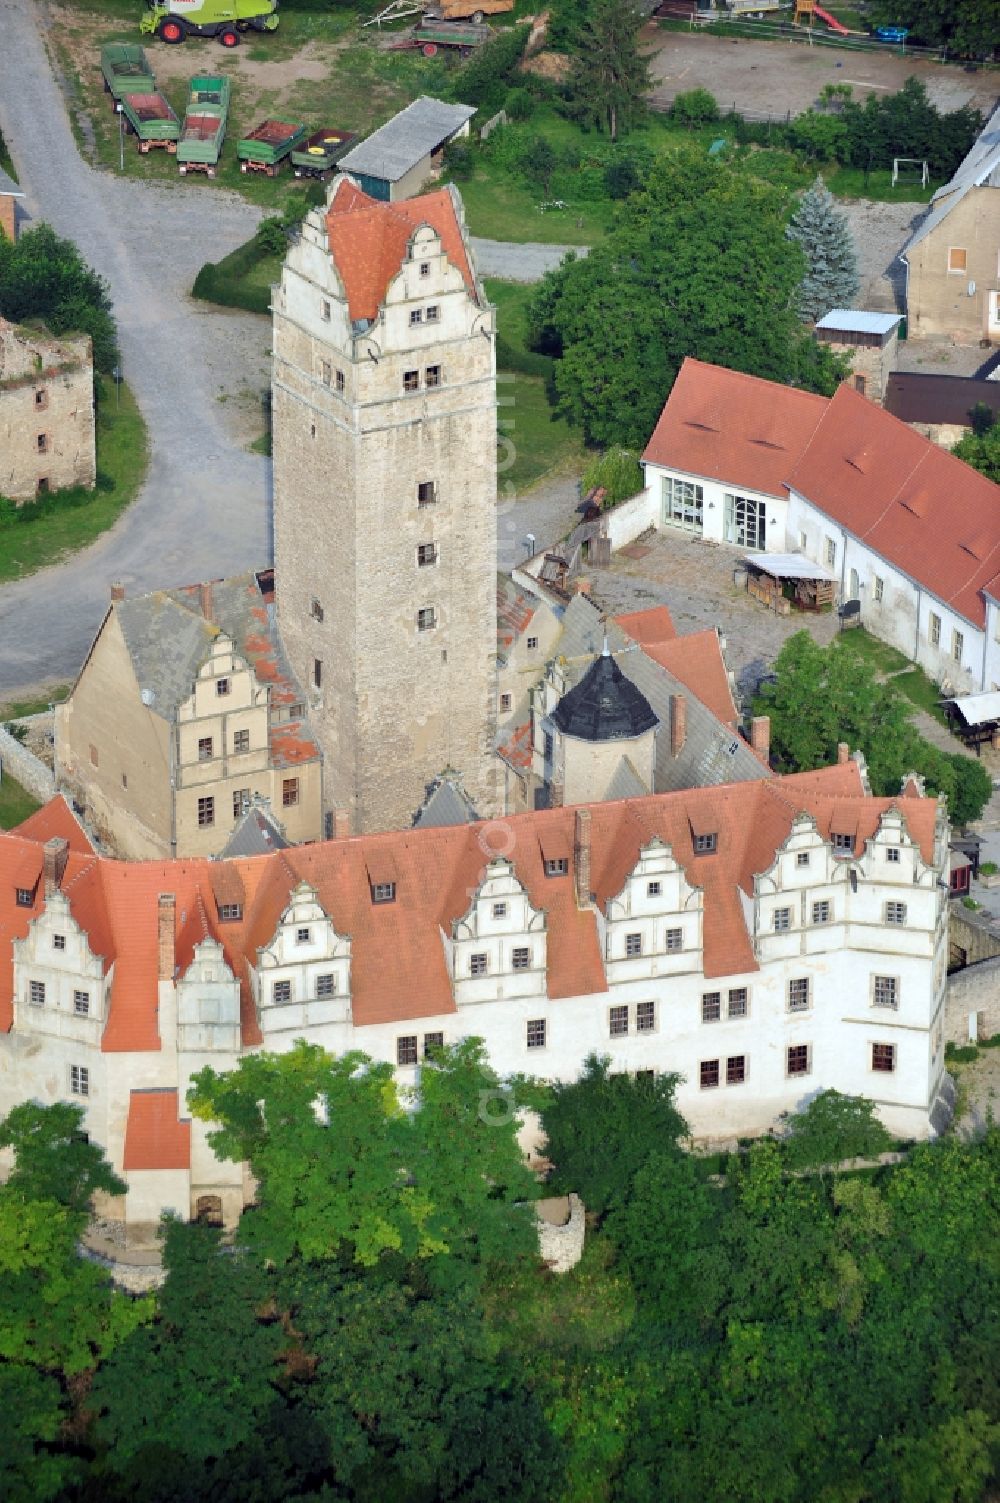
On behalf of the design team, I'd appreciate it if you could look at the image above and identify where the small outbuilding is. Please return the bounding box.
[814,309,902,404]
[336,96,476,202]
[942,690,1000,755]
[741,553,836,615]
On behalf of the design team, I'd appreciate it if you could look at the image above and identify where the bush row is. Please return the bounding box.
[191,238,273,316]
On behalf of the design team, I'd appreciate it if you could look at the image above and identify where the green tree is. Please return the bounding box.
[581,446,643,505]
[540,1054,687,1214]
[528,150,846,447]
[524,136,557,194]
[0,1363,76,1503]
[671,87,719,128]
[0,222,117,372]
[563,0,651,142]
[786,175,860,321]
[867,0,998,55]
[953,420,1000,483]
[0,1100,125,1212]
[781,1089,894,1173]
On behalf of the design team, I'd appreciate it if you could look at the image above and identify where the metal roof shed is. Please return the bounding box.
[742,553,836,615]
[338,97,476,201]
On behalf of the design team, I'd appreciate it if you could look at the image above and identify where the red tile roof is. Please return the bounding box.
[0,766,939,1041]
[787,383,1000,629]
[12,796,95,855]
[123,1089,191,1171]
[642,357,827,498]
[497,719,533,771]
[614,606,676,645]
[326,179,475,323]
[614,612,737,728]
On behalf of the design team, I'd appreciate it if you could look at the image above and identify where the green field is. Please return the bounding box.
[0,378,148,585]
[0,771,41,829]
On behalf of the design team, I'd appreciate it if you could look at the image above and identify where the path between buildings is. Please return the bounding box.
[471,236,583,282]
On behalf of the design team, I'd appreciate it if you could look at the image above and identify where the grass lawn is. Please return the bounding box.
[0,378,148,585]
[500,372,588,494]
[0,688,70,720]
[837,626,910,674]
[452,169,612,245]
[893,667,949,725]
[484,277,535,351]
[0,772,41,830]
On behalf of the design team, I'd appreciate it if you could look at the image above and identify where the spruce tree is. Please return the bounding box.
[786,176,860,323]
[564,0,651,142]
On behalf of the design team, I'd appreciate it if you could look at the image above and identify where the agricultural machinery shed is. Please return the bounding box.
[337,97,475,201]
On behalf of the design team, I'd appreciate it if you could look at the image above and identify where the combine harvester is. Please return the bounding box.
[140,0,279,48]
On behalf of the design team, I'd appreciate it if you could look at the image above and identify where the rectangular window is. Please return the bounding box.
[796,852,810,868]
[499,693,512,712]
[216,676,230,697]
[512,946,530,970]
[661,475,704,531]
[73,990,90,1016]
[527,1018,546,1049]
[282,778,300,808]
[311,598,324,622]
[316,974,336,998]
[636,1000,656,1033]
[647,880,661,897]
[232,789,250,820]
[198,737,213,762]
[53,934,66,951]
[788,977,810,1012]
[812,900,831,925]
[37,432,48,454]
[665,927,682,951]
[15,887,33,908]
[197,796,215,828]
[404,370,419,392]
[314,658,323,689]
[29,980,45,1007]
[609,1004,629,1037]
[824,537,836,569]
[417,481,436,506]
[70,1065,89,1098]
[832,833,853,853]
[702,991,721,1023]
[321,299,331,320]
[417,607,436,632]
[336,369,345,393]
[425,364,441,387]
[787,1044,810,1076]
[700,1059,720,1089]
[218,902,242,921]
[726,1054,746,1085]
[873,975,899,1009]
[527,636,539,650]
[424,1031,444,1056]
[296,927,311,944]
[426,305,440,323]
[372,882,396,903]
[409,309,423,326]
[469,953,488,977]
[727,987,748,1019]
[723,491,767,551]
[233,729,250,754]
[397,1035,418,1066]
[625,932,643,958]
[35,388,47,409]
[886,847,901,864]
[885,901,907,925]
[493,902,508,919]
[544,858,568,877]
[872,1042,896,1073]
[417,542,438,567]
[929,613,941,648]
[952,629,964,664]
[419,261,430,277]
[874,576,884,603]
[948,246,967,273]
[774,907,791,932]
[273,979,291,1004]
[694,833,717,854]
[322,359,332,385]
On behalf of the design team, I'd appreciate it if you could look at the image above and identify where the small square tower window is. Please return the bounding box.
[647,880,661,897]
[417,607,437,632]
[796,852,810,868]
[417,481,437,506]
[417,542,438,567]
[409,309,424,326]
[404,370,419,392]
[425,365,441,388]
[426,305,440,323]
[812,900,831,925]
[282,778,300,808]
[296,927,311,945]
[419,261,431,277]
[527,636,539,650]
[53,934,66,951]
[512,946,530,970]
[886,846,901,863]
[492,902,507,919]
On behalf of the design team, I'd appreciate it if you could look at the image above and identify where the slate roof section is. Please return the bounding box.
[552,646,659,743]
[413,775,480,828]
[338,97,476,184]
[123,1089,191,1171]
[326,177,477,322]
[0,168,24,197]
[903,102,1000,255]
[885,372,1000,428]
[642,356,828,498]
[222,803,289,858]
[603,757,650,801]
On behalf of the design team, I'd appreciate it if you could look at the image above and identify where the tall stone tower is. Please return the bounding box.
[272,178,498,834]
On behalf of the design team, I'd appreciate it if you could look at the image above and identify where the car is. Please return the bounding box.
[874,25,909,42]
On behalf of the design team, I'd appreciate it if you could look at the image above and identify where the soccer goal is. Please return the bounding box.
[892,157,929,188]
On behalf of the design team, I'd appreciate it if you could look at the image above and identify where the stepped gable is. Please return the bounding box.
[325,177,475,322]
[551,645,659,743]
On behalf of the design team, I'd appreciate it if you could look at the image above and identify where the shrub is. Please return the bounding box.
[505,87,535,123]
[581,447,643,506]
[672,88,719,128]
[605,157,641,199]
[255,217,287,256]
[443,138,475,180]
[781,1090,893,1172]
[454,23,531,110]
[945,1042,979,1063]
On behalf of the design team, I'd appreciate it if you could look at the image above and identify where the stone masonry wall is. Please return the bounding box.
[947,957,1000,1043]
[0,333,96,501]
[0,724,55,803]
[536,1193,585,1273]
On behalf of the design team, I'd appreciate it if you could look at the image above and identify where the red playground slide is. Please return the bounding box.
[812,5,850,32]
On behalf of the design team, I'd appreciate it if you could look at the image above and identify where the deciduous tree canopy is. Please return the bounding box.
[0,223,117,373]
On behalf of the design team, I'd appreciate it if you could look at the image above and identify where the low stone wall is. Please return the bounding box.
[948,903,1000,970]
[0,723,55,803]
[536,1192,585,1273]
[605,488,657,553]
[947,956,1000,1044]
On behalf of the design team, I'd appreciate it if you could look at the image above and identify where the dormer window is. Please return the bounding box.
[693,833,717,854]
[832,833,854,854]
[218,903,243,922]
[296,927,311,944]
[544,858,568,877]
[372,882,396,904]
[15,888,33,908]
[53,935,66,951]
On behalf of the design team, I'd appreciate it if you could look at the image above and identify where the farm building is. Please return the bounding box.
[336,96,475,201]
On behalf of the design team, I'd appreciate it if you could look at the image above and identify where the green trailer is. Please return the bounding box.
[176,75,230,176]
[290,127,356,180]
[237,118,306,176]
[100,42,156,109]
[121,91,181,151]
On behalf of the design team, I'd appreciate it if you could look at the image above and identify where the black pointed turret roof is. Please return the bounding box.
[551,645,658,744]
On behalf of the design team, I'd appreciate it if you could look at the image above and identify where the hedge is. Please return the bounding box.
[191,237,274,316]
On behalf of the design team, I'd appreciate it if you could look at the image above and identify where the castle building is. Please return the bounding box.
[0,319,95,501]
[271,176,498,834]
[0,765,954,1242]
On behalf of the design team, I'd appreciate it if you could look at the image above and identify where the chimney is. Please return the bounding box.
[574,807,592,907]
[334,808,350,840]
[157,894,176,981]
[199,581,213,621]
[550,779,564,809]
[837,742,850,765]
[42,837,69,894]
[110,581,126,602]
[670,694,687,758]
[750,715,771,763]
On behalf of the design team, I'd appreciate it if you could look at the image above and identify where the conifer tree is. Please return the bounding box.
[564,0,651,142]
[786,176,860,323]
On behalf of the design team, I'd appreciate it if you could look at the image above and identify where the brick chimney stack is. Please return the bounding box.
[110,581,126,602]
[837,742,850,764]
[42,837,69,894]
[750,716,771,764]
[550,779,564,809]
[670,694,687,758]
[334,808,350,840]
[574,807,592,907]
[157,894,176,981]
[199,581,214,621]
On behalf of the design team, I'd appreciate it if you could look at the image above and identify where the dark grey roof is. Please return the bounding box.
[339,97,476,184]
[603,756,650,801]
[413,774,479,828]
[0,168,23,197]
[222,804,289,858]
[115,593,218,714]
[552,646,658,743]
[903,102,1000,256]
